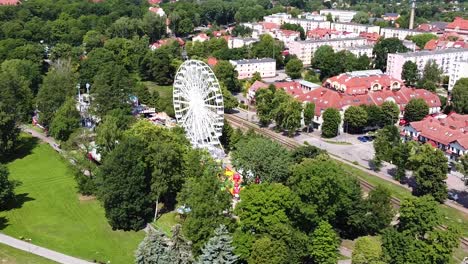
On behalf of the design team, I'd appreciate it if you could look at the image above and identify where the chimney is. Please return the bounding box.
[409,0,416,30]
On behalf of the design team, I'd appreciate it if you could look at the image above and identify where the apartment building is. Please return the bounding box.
[319,9,357,23]
[380,27,428,40]
[227,37,258,49]
[229,58,276,79]
[287,37,368,65]
[264,13,291,25]
[331,22,380,34]
[445,17,468,36]
[448,60,468,91]
[387,48,468,80]
[286,18,331,31]
[347,45,374,58]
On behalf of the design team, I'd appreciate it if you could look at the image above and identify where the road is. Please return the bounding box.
[21,126,62,153]
[0,233,93,264]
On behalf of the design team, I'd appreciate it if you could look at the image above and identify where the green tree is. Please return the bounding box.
[361,104,384,128]
[401,61,418,86]
[214,60,240,93]
[418,60,442,91]
[373,38,408,71]
[352,236,384,264]
[409,33,438,49]
[309,221,339,264]
[352,11,370,24]
[91,62,133,117]
[36,60,76,127]
[248,236,288,264]
[288,157,362,232]
[136,228,173,264]
[0,164,15,209]
[251,34,284,67]
[456,154,468,186]
[348,185,393,236]
[373,125,400,162]
[177,162,232,253]
[95,109,134,157]
[141,49,175,85]
[222,86,239,112]
[344,106,368,133]
[404,98,429,122]
[451,78,468,114]
[0,67,33,122]
[0,111,20,159]
[96,136,153,231]
[311,45,339,80]
[142,12,167,42]
[83,30,105,51]
[321,108,341,138]
[79,48,116,84]
[49,97,81,141]
[409,144,448,202]
[285,58,303,79]
[255,87,275,126]
[231,136,292,183]
[171,224,194,264]
[1,59,41,94]
[280,23,305,40]
[303,102,315,132]
[198,225,238,264]
[276,97,302,136]
[380,101,399,125]
[382,196,459,264]
[291,145,324,164]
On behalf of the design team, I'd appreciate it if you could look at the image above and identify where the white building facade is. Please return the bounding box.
[319,9,357,23]
[387,48,468,80]
[230,58,276,79]
[287,37,368,65]
[264,13,291,25]
[286,18,331,31]
[331,22,380,34]
[379,28,429,40]
[449,60,468,91]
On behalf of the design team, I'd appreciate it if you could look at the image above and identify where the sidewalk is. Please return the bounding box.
[0,233,93,264]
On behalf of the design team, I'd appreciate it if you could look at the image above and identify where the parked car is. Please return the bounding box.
[357,136,368,142]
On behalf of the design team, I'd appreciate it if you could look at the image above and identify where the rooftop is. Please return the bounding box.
[298,37,365,44]
[230,58,276,64]
[389,48,468,58]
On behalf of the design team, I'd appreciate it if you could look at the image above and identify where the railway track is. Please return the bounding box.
[225,114,468,249]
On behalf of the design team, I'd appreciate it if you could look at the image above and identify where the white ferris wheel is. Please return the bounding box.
[173,60,224,150]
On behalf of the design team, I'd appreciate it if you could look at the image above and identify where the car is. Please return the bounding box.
[363,136,374,141]
[357,136,368,142]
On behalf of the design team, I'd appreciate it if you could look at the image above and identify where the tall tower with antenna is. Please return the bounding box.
[409,0,416,29]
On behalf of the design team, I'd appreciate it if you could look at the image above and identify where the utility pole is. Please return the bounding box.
[409,0,416,30]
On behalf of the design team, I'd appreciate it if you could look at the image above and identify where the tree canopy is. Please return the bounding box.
[373,38,408,71]
[404,98,429,122]
[451,78,468,114]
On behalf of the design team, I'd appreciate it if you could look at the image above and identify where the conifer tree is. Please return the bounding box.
[135,228,173,264]
[198,225,238,264]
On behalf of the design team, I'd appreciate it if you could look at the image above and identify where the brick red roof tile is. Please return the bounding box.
[447,17,468,31]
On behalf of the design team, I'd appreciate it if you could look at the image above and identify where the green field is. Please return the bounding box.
[1,136,144,264]
[153,211,180,237]
[144,82,173,99]
[338,162,468,237]
[0,243,57,264]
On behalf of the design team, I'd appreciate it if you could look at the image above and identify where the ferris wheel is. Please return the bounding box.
[173,60,224,149]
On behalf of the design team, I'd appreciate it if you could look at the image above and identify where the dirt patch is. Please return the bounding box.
[78,195,96,201]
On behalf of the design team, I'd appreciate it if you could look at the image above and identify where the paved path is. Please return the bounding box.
[0,233,93,264]
[21,126,62,153]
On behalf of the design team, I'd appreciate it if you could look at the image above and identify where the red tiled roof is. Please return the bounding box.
[249,80,268,92]
[325,73,403,95]
[260,22,280,31]
[149,7,163,14]
[278,29,300,37]
[424,39,466,50]
[447,17,468,31]
[359,32,381,42]
[194,33,209,40]
[148,0,161,5]
[207,57,218,67]
[409,113,468,146]
[417,23,443,33]
[0,0,19,4]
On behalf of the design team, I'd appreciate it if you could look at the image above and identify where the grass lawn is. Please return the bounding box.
[338,162,468,237]
[1,136,144,264]
[0,243,57,264]
[153,211,180,237]
[143,81,173,99]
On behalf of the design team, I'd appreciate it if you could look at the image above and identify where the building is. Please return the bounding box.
[230,58,276,79]
[149,37,185,50]
[386,48,468,80]
[445,17,468,36]
[402,113,468,160]
[417,22,448,35]
[424,39,466,51]
[347,45,374,58]
[274,29,300,43]
[379,27,429,40]
[264,13,291,25]
[331,22,380,34]
[402,40,417,51]
[287,37,368,65]
[300,12,326,21]
[192,33,210,42]
[251,70,441,131]
[148,7,165,17]
[359,32,381,44]
[448,60,468,91]
[319,9,357,23]
[227,37,258,49]
[0,0,19,4]
[383,13,400,21]
[286,18,330,31]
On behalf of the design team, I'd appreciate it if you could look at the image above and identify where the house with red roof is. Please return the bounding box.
[193,33,210,42]
[250,70,441,132]
[0,0,20,5]
[149,7,165,17]
[147,0,161,5]
[402,113,468,160]
[424,38,466,50]
[274,29,300,43]
[149,38,184,50]
[445,17,468,36]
